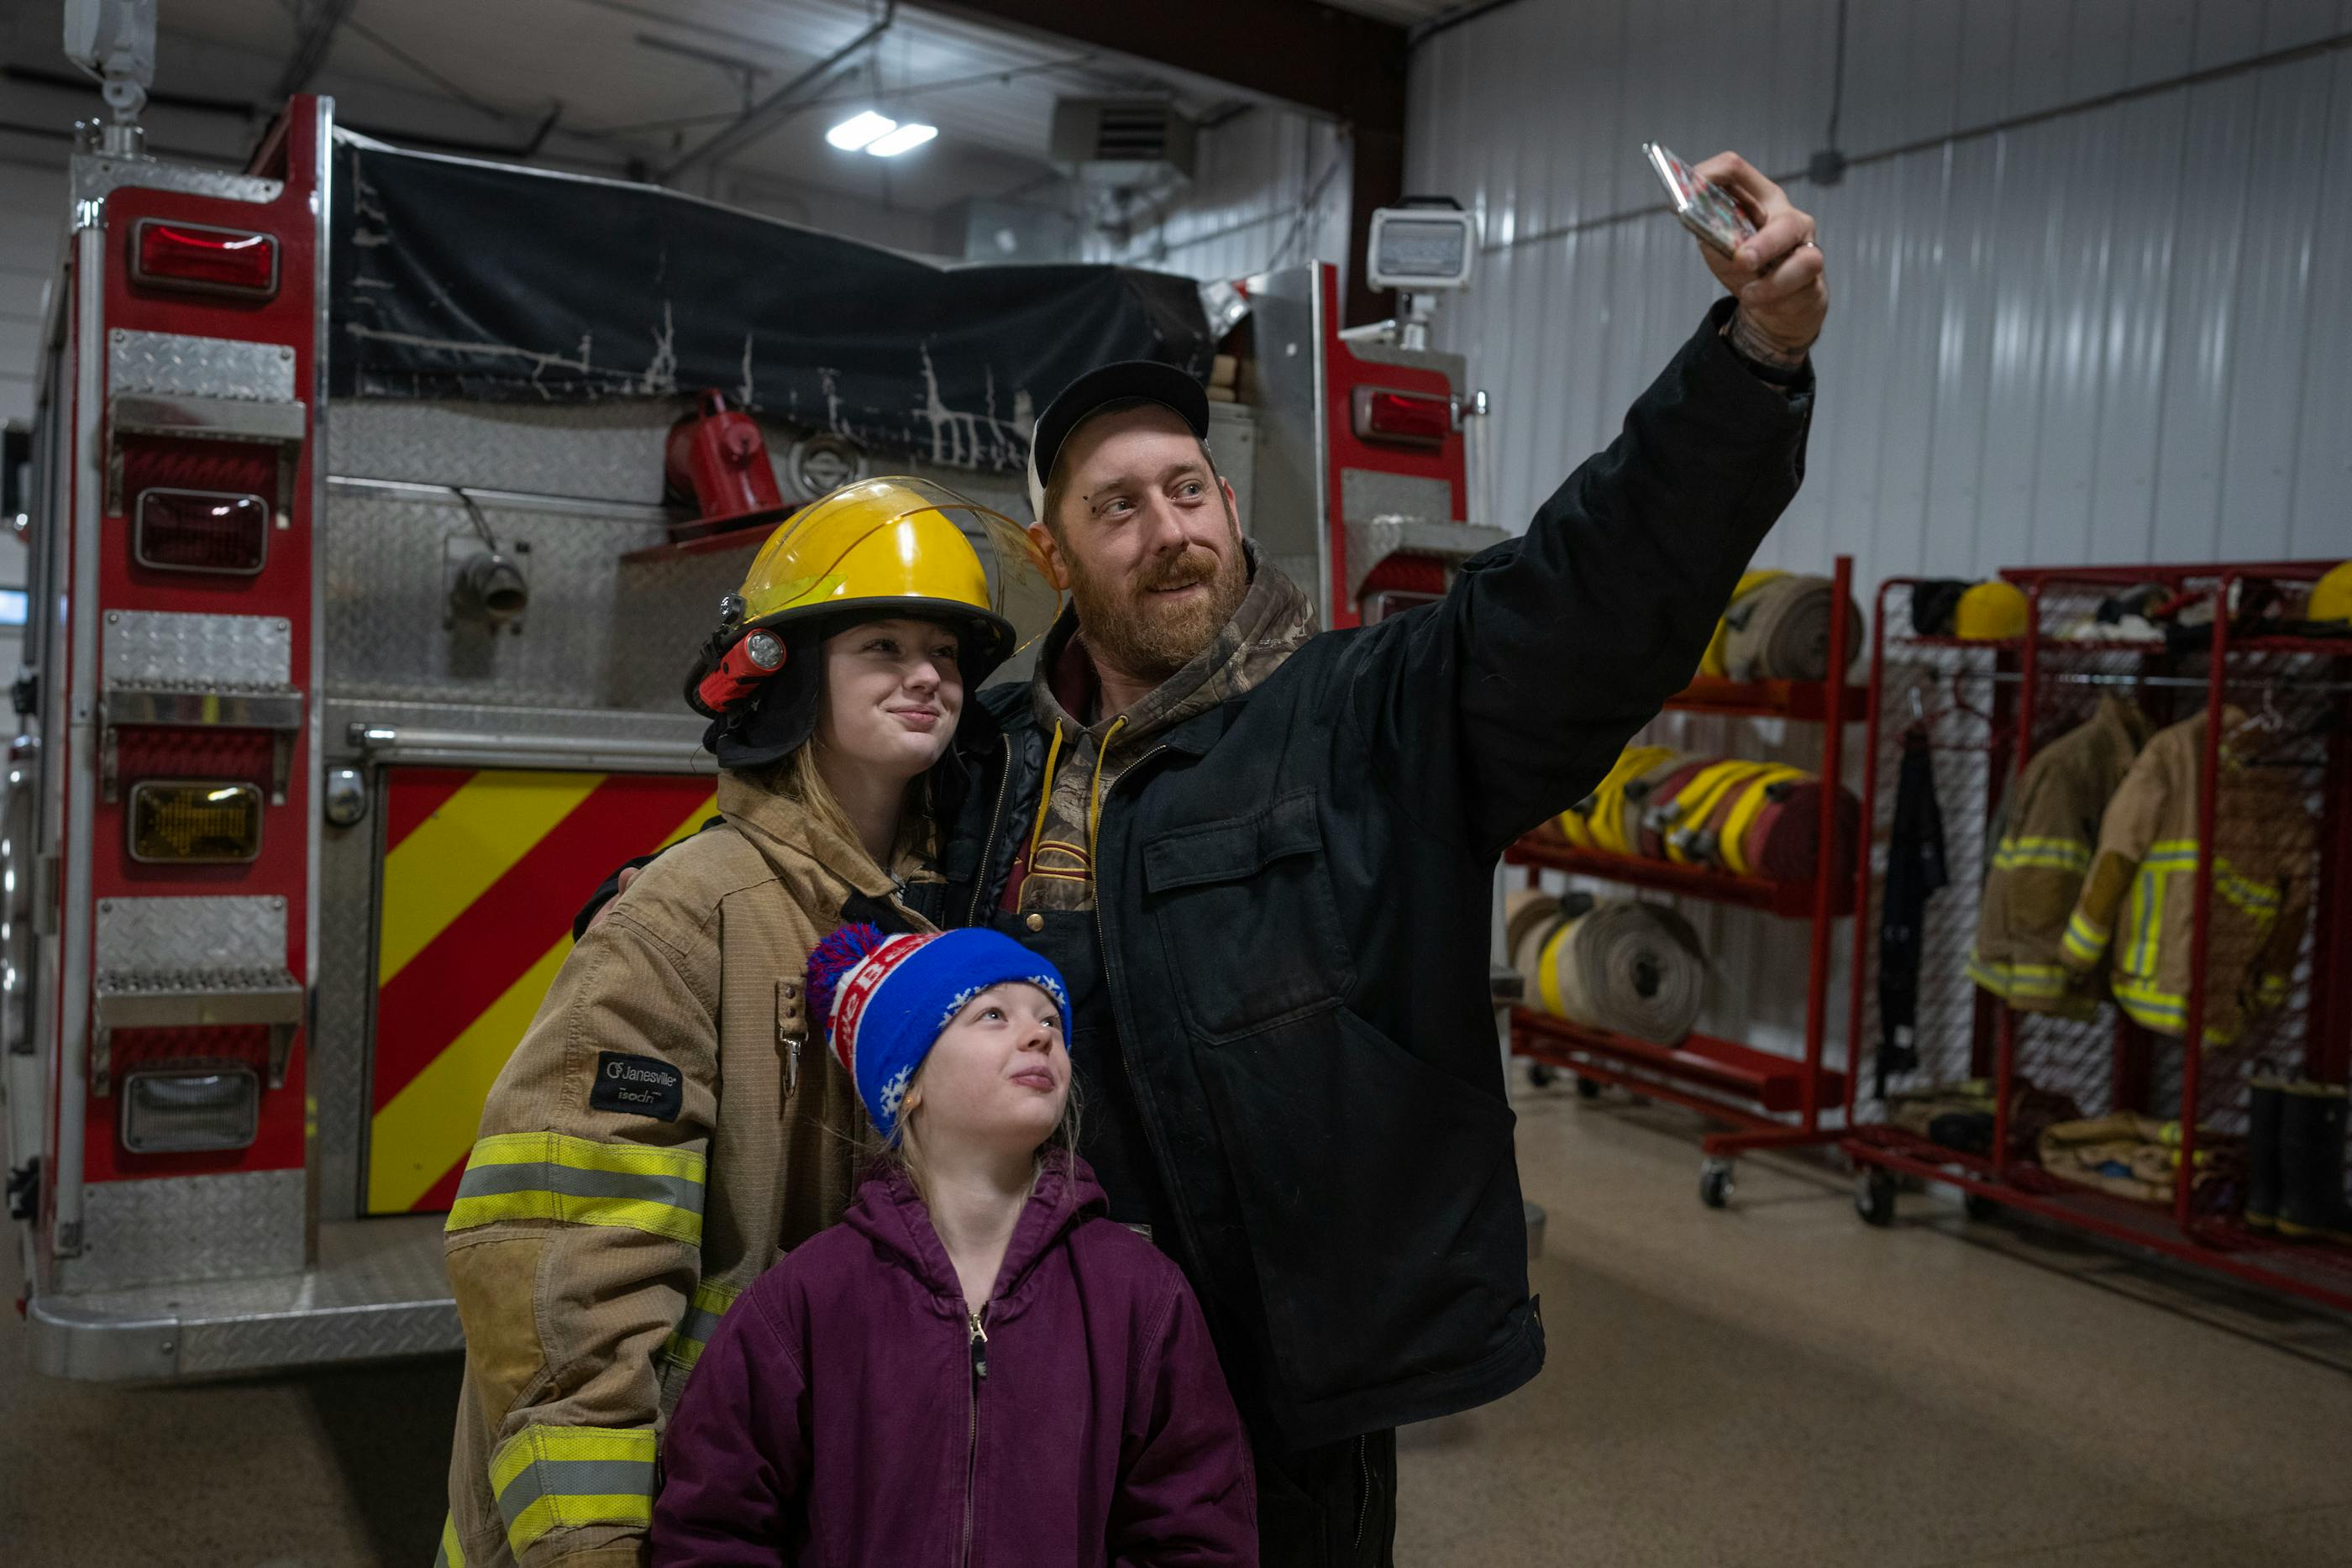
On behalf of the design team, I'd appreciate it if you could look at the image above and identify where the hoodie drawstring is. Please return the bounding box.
[1086,716,1126,871]
[1026,721,1067,883]
[1021,716,1128,896]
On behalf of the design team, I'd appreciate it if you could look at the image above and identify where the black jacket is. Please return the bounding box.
[932,302,1813,1444]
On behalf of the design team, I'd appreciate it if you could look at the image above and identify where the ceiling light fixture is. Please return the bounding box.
[826,110,897,151]
[865,122,937,157]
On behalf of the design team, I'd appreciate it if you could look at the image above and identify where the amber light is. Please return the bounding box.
[1352,387,1452,448]
[131,218,280,298]
[129,781,264,863]
[135,488,269,574]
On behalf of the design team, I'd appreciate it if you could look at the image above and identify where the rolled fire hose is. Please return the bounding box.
[1717,574,1866,683]
[1507,889,1708,1045]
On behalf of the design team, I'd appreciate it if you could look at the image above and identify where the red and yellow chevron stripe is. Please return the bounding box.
[365,768,717,1214]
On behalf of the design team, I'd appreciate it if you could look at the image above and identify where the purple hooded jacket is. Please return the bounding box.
[650,1156,1257,1566]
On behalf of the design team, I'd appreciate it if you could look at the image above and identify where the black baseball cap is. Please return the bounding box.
[1025,359,1210,521]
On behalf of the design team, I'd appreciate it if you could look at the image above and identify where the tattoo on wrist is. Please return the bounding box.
[1723,309,1809,372]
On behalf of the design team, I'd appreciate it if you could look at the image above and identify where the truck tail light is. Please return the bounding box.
[134,488,270,574]
[122,1068,260,1153]
[128,781,265,863]
[1352,387,1453,448]
[131,218,281,298]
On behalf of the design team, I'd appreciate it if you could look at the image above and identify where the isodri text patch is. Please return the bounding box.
[591,1051,684,1121]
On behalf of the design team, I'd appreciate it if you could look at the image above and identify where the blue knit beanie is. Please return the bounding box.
[806,924,1072,1143]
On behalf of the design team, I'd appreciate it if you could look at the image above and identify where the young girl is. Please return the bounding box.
[650,925,1257,1567]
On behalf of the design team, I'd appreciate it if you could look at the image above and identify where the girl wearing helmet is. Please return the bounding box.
[434,479,1058,1568]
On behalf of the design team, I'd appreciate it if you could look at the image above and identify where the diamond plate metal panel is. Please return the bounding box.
[108,329,297,403]
[95,894,289,983]
[328,400,1037,512]
[73,154,282,208]
[1337,468,1454,527]
[102,610,293,691]
[332,400,676,503]
[61,1169,306,1293]
[323,486,738,711]
[31,1214,460,1377]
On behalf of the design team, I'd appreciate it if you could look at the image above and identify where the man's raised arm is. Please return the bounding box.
[1347,152,1830,855]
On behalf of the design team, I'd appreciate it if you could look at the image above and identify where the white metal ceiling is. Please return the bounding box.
[144,0,1273,215]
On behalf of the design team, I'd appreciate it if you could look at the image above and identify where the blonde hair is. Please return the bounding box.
[740,737,936,866]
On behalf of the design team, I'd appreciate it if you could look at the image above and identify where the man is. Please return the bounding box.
[593,153,1825,1565]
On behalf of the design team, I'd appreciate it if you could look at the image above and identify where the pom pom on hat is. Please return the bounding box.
[807,922,893,1044]
[806,924,1072,1144]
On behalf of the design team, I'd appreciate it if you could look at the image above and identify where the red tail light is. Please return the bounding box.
[1352,387,1452,448]
[134,488,270,574]
[131,218,281,299]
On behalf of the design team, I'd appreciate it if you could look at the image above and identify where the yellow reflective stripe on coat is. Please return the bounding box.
[490,1424,658,1557]
[446,1130,706,1245]
[2061,910,2109,968]
[1992,836,2092,873]
[2215,860,2281,920]
[664,1277,743,1372]
[1968,956,2071,1000]
[434,1512,465,1568]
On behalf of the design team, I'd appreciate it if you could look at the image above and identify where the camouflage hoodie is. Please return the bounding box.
[1012,550,1316,916]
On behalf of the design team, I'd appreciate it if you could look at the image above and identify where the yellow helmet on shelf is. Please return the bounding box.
[1954,581,2029,641]
[2309,562,2352,625]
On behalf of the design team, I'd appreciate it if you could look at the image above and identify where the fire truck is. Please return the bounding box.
[8,74,1499,1379]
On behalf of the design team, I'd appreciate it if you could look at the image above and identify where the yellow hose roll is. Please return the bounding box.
[1698,569,1788,679]
[1714,766,1811,876]
[1661,760,1779,864]
[1526,899,1709,1045]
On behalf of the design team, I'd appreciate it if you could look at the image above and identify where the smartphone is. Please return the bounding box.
[1642,142,1757,256]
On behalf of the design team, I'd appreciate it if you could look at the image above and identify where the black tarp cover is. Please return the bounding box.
[328,133,1210,473]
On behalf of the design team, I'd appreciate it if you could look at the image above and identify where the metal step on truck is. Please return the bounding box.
[9,70,1501,1380]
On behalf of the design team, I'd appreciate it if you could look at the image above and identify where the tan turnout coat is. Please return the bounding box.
[437,774,923,1567]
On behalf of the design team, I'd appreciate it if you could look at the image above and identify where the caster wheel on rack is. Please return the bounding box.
[1526,1061,1557,1089]
[1963,1192,2001,1223]
[1854,1167,1898,1227]
[1574,1075,1602,1100]
[1698,1158,1735,1210]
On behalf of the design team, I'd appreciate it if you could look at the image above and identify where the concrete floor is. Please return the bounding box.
[8,1085,2352,1566]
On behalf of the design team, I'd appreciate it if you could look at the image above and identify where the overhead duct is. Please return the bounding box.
[1050,97,1197,186]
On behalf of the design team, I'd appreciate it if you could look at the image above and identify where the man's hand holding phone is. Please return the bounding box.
[1685,151,1828,370]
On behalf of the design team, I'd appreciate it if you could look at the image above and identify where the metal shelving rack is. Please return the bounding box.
[1506,555,1866,1207]
[1842,561,2352,1312]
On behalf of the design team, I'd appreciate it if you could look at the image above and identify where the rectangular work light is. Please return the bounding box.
[121,1068,260,1154]
[134,488,270,574]
[128,780,265,864]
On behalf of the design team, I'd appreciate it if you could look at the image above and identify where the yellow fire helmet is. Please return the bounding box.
[688,476,1062,757]
[2309,561,2352,626]
[1954,580,2030,642]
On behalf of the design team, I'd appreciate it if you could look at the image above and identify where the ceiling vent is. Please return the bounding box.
[1050,98,1197,186]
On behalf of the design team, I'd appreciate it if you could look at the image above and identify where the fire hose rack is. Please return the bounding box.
[1506,555,1865,1208]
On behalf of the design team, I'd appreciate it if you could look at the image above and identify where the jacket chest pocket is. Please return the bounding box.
[1142,790,1356,1041]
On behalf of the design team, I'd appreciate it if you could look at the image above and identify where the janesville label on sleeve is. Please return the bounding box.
[590,1051,685,1121]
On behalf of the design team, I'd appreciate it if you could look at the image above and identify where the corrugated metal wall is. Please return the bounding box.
[1081,105,1352,290]
[1409,0,2352,588]
[1409,0,2352,1060]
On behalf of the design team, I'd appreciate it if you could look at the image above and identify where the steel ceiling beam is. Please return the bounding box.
[272,0,360,101]
[913,0,1408,322]
[657,3,898,184]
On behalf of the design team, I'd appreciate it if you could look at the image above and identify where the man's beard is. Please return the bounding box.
[1068,519,1250,685]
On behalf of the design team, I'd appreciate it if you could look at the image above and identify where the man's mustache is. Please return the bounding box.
[1137,548,1222,595]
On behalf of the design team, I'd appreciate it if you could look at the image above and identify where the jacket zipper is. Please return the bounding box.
[965,740,1016,928]
[960,1306,989,1566]
[1354,1433,1372,1551]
